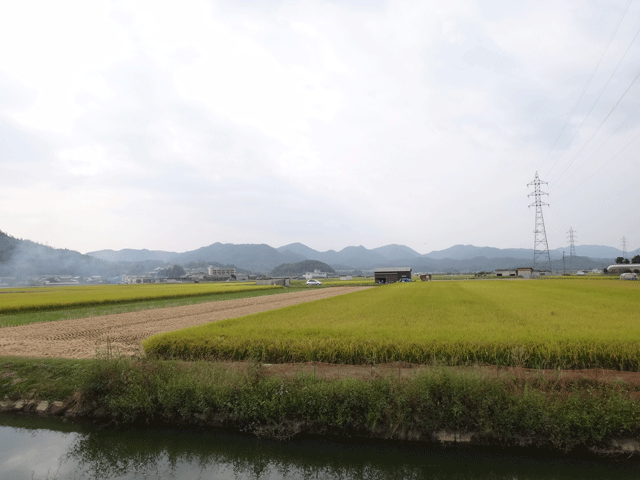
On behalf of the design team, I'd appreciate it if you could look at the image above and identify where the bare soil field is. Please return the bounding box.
[0,287,370,359]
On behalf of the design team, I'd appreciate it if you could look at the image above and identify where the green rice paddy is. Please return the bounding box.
[144,279,640,370]
[0,283,279,315]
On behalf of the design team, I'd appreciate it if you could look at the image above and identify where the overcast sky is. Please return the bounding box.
[2,0,640,255]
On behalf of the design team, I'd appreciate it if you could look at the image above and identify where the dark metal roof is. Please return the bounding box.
[374,267,411,273]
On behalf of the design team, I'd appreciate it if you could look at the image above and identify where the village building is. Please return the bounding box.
[495,269,516,277]
[374,267,412,284]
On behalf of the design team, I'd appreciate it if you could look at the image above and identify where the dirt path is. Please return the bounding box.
[0,287,370,359]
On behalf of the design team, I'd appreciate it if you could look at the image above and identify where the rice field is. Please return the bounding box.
[0,283,280,314]
[144,279,640,370]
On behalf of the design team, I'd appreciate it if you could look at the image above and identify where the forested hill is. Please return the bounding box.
[0,230,118,278]
[271,260,335,276]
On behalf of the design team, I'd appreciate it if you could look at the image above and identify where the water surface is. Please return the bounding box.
[1,414,639,479]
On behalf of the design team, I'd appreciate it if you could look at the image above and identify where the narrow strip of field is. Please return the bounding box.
[0,287,370,359]
[0,283,279,314]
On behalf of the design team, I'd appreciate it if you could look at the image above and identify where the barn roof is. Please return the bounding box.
[374,267,412,273]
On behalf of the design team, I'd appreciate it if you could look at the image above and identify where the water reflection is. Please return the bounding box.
[1,415,639,480]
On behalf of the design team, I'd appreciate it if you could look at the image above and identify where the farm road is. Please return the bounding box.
[0,287,370,359]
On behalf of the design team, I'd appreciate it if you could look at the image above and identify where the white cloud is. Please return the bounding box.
[1,0,639,253]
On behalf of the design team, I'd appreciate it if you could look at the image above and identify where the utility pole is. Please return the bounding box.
[528,172,552,273]
[621,236,628,260]
[563,251,566,275]
[567,227,577,273]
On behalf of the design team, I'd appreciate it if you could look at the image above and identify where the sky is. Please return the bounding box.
[2,0,640,255]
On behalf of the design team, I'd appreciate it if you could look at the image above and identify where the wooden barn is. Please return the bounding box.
[374,267,412,284]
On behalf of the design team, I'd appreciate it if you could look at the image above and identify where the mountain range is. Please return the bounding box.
[0,227,630,278]
[86,242,627,273]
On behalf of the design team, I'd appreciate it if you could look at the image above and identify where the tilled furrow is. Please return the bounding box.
[0,287,370,359]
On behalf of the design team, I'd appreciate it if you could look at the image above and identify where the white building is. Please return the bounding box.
[208,267,236,278]
[303,269,328,279]
[122,275,154,284]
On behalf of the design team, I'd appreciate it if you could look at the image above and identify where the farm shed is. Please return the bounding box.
[516,267,534,279]
[374,267,412,284]
[495,269,516,277]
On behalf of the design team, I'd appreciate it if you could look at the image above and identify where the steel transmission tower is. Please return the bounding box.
[567,227,577,272]
[528,172,552,272]
[621,236,628,259]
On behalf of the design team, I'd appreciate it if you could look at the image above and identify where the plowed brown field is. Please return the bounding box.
[0,287,370,359]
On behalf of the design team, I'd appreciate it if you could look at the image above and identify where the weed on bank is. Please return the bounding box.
[2,357,640,452]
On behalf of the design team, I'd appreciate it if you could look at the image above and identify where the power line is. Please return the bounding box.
[540,0,633,174]
[552,65,640,188]
[554,125,640,202]
[554,99,640,191]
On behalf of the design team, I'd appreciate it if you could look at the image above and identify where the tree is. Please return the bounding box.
[632,255,640,264]
[158,264,186,278]
[127,262,147,275]
[623,258,630,264]
[615,257,624,264]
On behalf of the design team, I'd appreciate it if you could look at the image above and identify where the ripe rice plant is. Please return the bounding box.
[144,279,640,370]
[0,283,279,314]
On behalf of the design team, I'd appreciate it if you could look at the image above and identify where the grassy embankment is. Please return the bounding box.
[0,283,283,328]
[2,356,639,452]
[144,279,640,370]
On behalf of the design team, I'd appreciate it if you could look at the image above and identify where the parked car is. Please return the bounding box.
[306,279,322,286]
[399,277,412,282]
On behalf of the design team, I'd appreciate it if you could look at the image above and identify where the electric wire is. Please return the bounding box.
[540,0,633,175]
[548,16,640,182]
[555,127,640,202]
[555,99,640,191]
[552,66,640,190]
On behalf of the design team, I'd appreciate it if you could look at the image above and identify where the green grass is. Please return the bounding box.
[0,283,280,315]
[0,287,295,328]
[2,356,639,451]
[144,279,640,370]
[431,274,477,280]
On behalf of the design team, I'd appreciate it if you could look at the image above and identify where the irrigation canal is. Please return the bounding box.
[1,415,639,479]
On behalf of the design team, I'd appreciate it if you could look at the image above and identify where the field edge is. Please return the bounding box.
[2,356,640,456]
